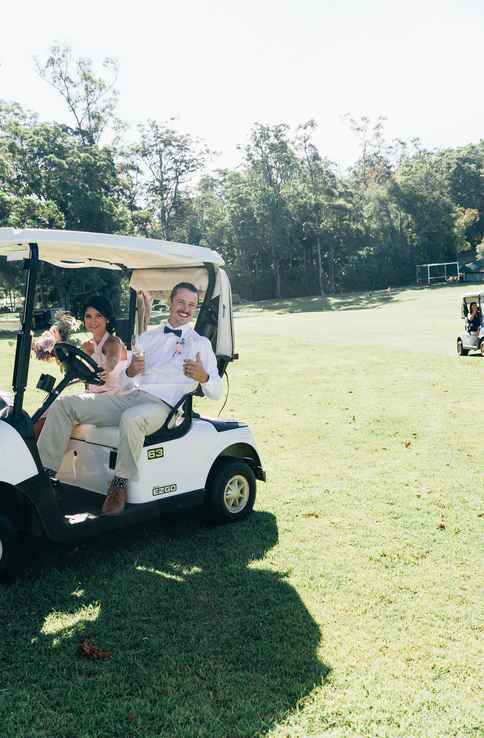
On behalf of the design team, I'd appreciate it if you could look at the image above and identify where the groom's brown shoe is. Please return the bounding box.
[102,484,127,515]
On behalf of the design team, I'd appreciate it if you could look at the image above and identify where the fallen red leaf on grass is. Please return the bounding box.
[78,639,112,660]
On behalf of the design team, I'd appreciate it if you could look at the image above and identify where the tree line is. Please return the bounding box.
[1,46,483,311]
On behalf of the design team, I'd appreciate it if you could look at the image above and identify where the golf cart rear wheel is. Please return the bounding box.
[457,339,468,356]
[0,513,20,580]
[205,459,256,524]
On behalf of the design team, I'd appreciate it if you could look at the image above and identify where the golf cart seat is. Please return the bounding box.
[69,393,193,449]
[70,424,120,447]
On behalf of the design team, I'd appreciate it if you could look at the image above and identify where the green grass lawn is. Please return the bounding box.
[0,283,483,738]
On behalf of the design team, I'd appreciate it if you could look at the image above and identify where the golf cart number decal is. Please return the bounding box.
[147,447,164,460]
[152,483,177,497]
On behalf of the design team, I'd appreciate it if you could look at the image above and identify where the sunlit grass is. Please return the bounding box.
[41,603,101,636]
[0,282,483,738]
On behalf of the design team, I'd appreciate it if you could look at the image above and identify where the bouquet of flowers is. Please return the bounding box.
[32,310,81,361]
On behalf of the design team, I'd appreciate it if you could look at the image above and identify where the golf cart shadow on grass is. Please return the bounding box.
[1,511,330,738]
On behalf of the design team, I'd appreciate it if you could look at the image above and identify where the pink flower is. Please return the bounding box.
[32,330,57,361]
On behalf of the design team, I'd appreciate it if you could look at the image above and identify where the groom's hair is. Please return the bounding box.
[169,282,199,302]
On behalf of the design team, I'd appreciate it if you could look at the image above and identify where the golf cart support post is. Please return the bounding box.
[12,244,39,420]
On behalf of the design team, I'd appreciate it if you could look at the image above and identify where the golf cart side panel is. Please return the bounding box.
[57,420,260,505]
[459,331,480,350]
[131,421,223,503]
[0,422,38,484]
[56,427,219,500]
[129,421,259,503]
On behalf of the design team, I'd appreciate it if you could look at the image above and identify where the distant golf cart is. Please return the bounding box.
[457,292,484,356]
[0,228,265,578]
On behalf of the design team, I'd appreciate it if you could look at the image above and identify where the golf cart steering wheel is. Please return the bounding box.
[54,342,105,386]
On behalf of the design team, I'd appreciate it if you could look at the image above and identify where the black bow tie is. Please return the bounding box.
[164,326,182,338]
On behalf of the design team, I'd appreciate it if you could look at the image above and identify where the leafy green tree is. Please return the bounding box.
[454,207,479,254]
[393,152,458,265]
[244,123,297,298]
[294,120,343,294]
[36,45,120,146]
[344,114,393,188]
[0,109,131,310]
[135,120,209,240]
[2,52,484,303]
[1,121,130,232]
[436,144,484,248]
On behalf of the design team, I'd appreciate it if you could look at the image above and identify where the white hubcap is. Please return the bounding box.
[223,474,250,514]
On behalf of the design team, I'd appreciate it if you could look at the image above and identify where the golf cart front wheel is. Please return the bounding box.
[0,513,20,580]
[457,339,468,356]
[205,459,256,524]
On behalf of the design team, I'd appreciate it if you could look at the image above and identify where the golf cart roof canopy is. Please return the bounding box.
[0,228,224,270]
[462,293,484,303]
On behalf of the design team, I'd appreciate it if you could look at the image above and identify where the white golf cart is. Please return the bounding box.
[457,292,484,356]
[0,228,265,578]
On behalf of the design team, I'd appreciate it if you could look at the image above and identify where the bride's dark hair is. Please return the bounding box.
[83,296,117,334]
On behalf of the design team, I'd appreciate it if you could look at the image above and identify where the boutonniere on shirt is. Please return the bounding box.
[174,338,184,356]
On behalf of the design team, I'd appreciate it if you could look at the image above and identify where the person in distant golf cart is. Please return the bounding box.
[37,282,222,515]
[467,302,481,333]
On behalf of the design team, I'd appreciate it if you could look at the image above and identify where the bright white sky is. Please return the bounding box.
[1,0,483,172]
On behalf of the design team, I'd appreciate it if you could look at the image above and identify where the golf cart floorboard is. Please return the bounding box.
[55,482,204,532]
[56,482,160,529]
[56,483,105,516]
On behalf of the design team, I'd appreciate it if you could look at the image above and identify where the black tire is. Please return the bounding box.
[204,459,256,524]
[457,339,469,356]
[0,513,20,580]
